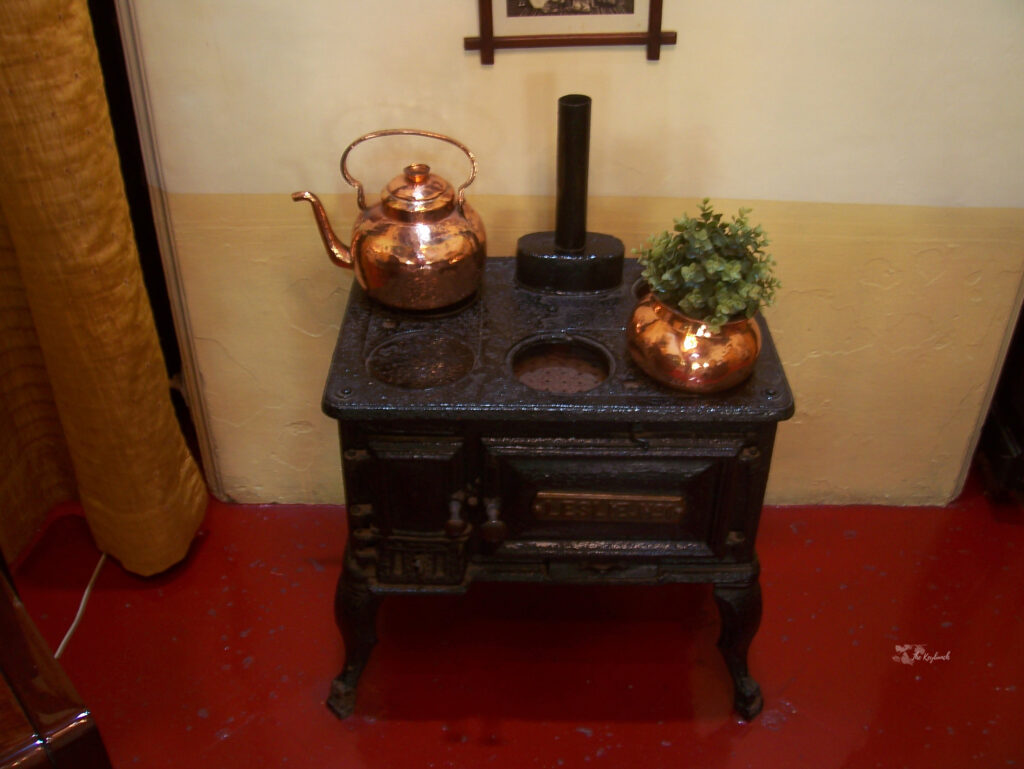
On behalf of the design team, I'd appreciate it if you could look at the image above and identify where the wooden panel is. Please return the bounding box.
[0,676,49,769]
[0,573,112,768]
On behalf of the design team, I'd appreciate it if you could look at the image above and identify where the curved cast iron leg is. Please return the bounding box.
[712,578,763,720]
[326,550,381,719]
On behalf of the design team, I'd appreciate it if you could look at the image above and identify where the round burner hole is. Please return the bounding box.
[511,337,611,394]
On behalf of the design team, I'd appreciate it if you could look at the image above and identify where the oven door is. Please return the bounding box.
[481,436,745,559]
[363,436,466,534]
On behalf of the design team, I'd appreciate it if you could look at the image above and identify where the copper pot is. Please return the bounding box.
[293,129,486,312]
[627,292,762,394]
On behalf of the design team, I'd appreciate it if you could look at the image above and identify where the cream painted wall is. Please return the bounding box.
[117,0,1024,505]
[127,0,1024,204]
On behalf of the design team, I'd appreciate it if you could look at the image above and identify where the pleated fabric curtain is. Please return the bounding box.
[0,0,206,575]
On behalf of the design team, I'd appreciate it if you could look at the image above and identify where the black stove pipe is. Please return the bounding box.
[514,94,624,293]
[555,94,590,252]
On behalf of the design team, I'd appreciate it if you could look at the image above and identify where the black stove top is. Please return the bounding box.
[323,258,793,424]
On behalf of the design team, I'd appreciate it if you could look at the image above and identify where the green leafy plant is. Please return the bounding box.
[637,199,779,332]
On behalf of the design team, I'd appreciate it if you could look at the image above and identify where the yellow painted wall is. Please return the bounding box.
[119,1,1024,504]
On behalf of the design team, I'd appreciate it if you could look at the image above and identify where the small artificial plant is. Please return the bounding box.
[637,198,779,333]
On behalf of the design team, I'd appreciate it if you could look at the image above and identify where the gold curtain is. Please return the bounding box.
[0,0,206,575]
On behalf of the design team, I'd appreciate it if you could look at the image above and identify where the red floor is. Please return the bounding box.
[11,475,1024,768]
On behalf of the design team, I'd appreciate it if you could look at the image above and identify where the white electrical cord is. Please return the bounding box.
[54,552,107,659]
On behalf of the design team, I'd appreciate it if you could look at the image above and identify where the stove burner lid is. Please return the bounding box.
[367,331,475,389]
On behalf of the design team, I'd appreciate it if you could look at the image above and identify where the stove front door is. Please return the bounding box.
[481,435,748,559]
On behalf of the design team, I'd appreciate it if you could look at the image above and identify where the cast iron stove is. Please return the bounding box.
[320,93,792,721]
[322,257,793,721]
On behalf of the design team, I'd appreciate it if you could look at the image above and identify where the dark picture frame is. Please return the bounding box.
[465,0,676,64]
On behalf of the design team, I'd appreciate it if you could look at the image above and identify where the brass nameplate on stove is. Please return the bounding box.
[531,491,684,523]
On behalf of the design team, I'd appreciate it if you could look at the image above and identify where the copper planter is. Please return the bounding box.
[627,293,762,394]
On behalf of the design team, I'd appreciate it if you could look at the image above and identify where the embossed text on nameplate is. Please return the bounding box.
[531,491,684,523]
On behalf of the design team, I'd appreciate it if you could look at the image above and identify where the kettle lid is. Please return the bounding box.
[382,164,455,215]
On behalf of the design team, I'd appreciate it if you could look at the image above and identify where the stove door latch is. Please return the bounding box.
[480,499,508,544]
[445,492,472,537]
[446,490,505,543]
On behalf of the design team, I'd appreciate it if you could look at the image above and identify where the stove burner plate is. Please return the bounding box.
[367,332,476,389]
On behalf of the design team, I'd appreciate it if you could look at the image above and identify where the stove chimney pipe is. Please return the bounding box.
[515,94,624,293]
[555,94,591,252]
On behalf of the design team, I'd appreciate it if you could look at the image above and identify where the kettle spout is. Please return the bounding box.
[291,191,353,269]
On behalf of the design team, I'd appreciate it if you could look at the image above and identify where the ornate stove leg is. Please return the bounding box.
[327,549,381,719]
[712,578,763,721]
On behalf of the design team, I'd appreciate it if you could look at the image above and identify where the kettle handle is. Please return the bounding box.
[340,128,478,212]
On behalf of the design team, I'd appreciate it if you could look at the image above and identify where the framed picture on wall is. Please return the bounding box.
[465,0,676,64]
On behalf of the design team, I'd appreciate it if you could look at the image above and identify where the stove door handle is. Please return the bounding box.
[480,499,508,544]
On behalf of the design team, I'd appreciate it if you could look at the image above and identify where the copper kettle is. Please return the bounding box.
[293,129,486,312]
